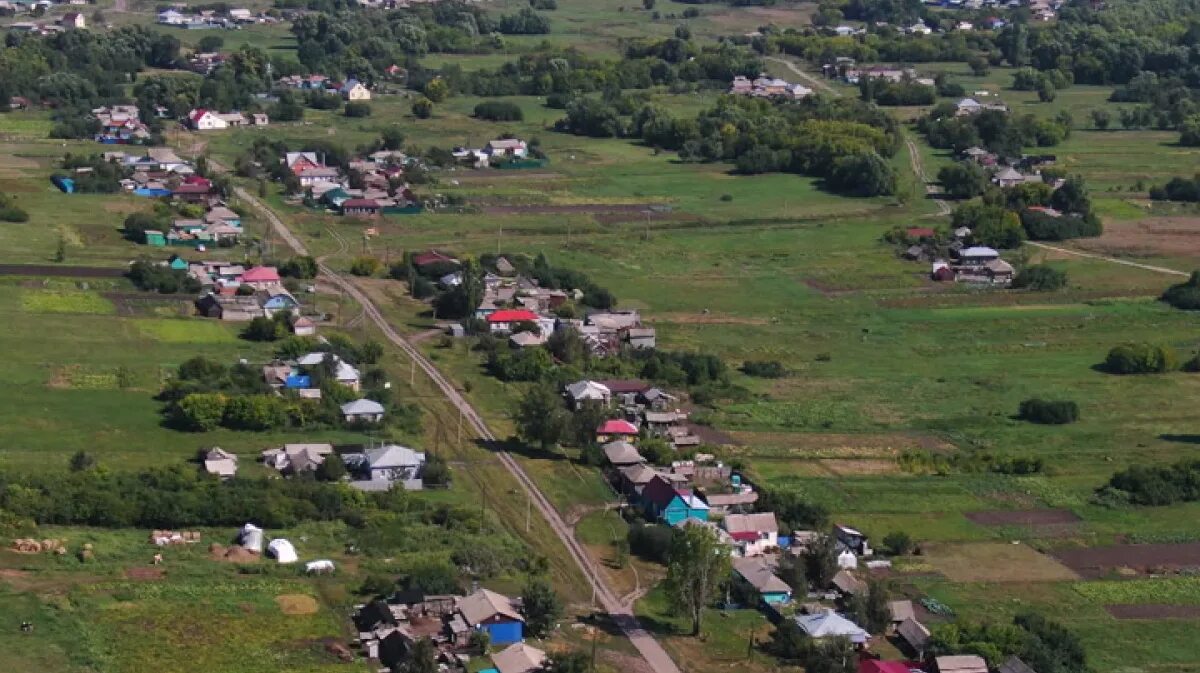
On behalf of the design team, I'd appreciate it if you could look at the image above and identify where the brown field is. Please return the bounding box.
[965,509,1082,527]
[727,431,954,457]
[1075,216,1200,258]
[821,459,902,476]
[1105,604,1200,620]
[924,542,1080,582]
[1052,543,1200,579]
[653,312,770,326]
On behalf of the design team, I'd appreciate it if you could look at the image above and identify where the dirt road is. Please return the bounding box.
[764,56,839,96]
[905,137,951,216]
[232,184,683,673]
[1026,241,1189,277]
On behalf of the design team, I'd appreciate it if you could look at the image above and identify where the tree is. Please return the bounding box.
[242,316,285,341]
[1013,265,1067,291]
[1018,399,1079,424]
[522,577,561,638]
[665,524,730,636]
[1036,80,1057,102]
[804,638,856,673]
[350,257,382,276]
[316,453,348,481]
[882,531,913,556]
[765,620,810,661]
[412,97,433,119]
[198,35,224,52]
[642,0,655,9]
[1049,175,1092,216]
[845,580,892,634]
[827,152,897,197]
[802,533,838,589]
[955,204,1026,249]
[967,54,990,76]
[174,393,228,431]
[424,78,450,103]
[515,383,569,451]
[344,102,372,118]
[938,162,988,199]
[397,638,437,673]
[381,126,406,150]
[69,450,97,472]
[1162,271,1200,310]
[1180,115,1200,147]
[1104,343,1177,374]
[1090,109,1111,130]
[54,235,67,263]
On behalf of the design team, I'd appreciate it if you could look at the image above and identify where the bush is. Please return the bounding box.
[344,102,372,118]
[1104,343,1177,375]
[412,97,433,119]
[349,257,382,277]
[474,101,524,122]
[1161,271,1200,310]
[741,360,786,378]
[627,523,673,563]
[882,531,912,556]
[1018,398,1079,424]
[1012,265,1067,291]
[1020,211,1102,241]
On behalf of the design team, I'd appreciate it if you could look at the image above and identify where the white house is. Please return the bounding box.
[722,512,779,557]
[342,399,385,423]
[354,444,426,488]
[794,610,869,644]
[157,9,186,24]
[483,138,528,158]
[340,79,371,101]
[564,380,612,408]
[188,109,227,131]
[228,7,253,21]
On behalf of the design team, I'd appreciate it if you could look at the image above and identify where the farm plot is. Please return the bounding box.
[923,542,1080,582]
[1075,577,1200,606]
[1052,543,1200,579]
[1105,605,1200,620]
[965,509,1082,526]
[21,290,115,315]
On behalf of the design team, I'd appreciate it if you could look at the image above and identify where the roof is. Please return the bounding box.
[936,656,988,673]
[702,492,759,508]
[832,570,866,595]
[565,380,611,400]
[889,599,915,623]
[860,661,914,673]
[458,588,523,625]
[998,657,1037,673]
[723,512,779,535]
[188,108,211,122]
[984,259,1014,273]
[795,610,868,642]
[619,463,662,485]
[596,379,650,395]
[413,250,458,267]
[732,557,792,594]
[341,399,385,415]
[598,419,639,435]
[603,441,644,466]
[994,167,1024,181]
[960,246,998,258]
[897,617,930,649]
[365,444,424,469]
[491,644,546,673]
[906,227,936,237]
[487,309,538,323]
[241,266,280,282]
[342,198,380,209]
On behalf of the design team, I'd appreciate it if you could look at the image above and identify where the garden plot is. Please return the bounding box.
[923,542,1080,582]
[965,509,1082,527]
[1052,543,1200,579]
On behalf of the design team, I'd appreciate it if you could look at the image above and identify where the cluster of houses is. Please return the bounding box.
[139,201,242,247]
[92,105,153,145]
[4,8,86,34]
[834,65,936,88]
[728,75,813,100]
[352,587,548,673]
[186,108,270,131]
[259,441,427,490]
[898,227,1015,285]
[189,263,315,324]
[451,138,532,168]
[954,96,1010,116]
[284,151,421,216]
[156,6,269,29]
[276,75,373,101]
[565,379,696,449]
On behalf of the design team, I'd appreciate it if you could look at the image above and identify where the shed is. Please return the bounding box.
[896,617,930,654]
[491,643,546,673]
[144,230,166,246]
[794,610,869,643]
[936,655,989,673]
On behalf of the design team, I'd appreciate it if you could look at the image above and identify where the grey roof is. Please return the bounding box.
[794,610,868,642]
[732,557,791,594]
[342,399,385,415]
[603,441,644,466]
[365,444,425,469]
[936,656,989,673]
[491,643,546,673]
[832,570,866,595]
[702,492,759,508]
[897,617,930,649]
[723,512,779,535]
[998,657,1037,673]
[889,599,915,623]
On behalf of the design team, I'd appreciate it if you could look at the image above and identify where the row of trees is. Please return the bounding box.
[919,107,1074,157]
[929,612,1086,673]
[947,175,1100,249]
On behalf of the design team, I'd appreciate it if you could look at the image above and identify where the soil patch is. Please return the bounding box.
[276,594,320,615]
[924,542,1079,582]
[684,422,738,446]
[125,567,165,581]
[1105,604,1200,620]
[209,543,260,564]
[1052,543,1200,579]
[822,459,901,476]
[965,509,1081,527]
[654,312,769,326]
[1077,216,1200,258]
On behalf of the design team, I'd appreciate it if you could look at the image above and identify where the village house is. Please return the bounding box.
[794,610,869,645]
[834,524,871,555]
[195,294,264,321]
[186,108,227,130]
[344,444,426,491]
[341,198,381,218]
[342,399,385,423]
[483,138,528,159]
[936,655,989,673]
[602,440,644,467]
[261,443,334,474]
[616,463,665,497]
[595,418,639,443]
[295,352,361,390]
[202,447,238,479]
[486,309,539,334]
[340,79,371,101]
[456,588,524,645]
[640,475,710,525]
[731,556,792,604]
[896,616,931,657]
[701,490,759,516]
[564,380,612,408]
[491,643,546,673]
[722,512,779,557]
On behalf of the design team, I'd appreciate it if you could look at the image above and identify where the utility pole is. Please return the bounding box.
[589,628,598,673]
[497,227,502,254]
[456,407,463,444]
[526,493,531,533]
[409,358,414,386]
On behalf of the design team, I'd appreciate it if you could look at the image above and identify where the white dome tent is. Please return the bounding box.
[267,538,298,564]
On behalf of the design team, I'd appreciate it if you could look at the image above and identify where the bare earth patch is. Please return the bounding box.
[125,567,165,581]
[276,594,319,615]
[924,542,1079,582]
[1075,216,1200,258]
[1106,604,1200,620]
[1052,543,1200,579]
[653,312,769,326]
[965,509,1082,527]
[821,459,901,476]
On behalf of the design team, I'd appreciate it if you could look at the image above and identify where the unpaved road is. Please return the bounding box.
[232,183,683,673]
[905,137,951,216]
[764,56,839,96]
[1026,240,1189,277]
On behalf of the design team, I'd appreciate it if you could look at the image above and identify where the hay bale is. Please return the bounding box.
[82,543,93,551]
[53,547,66,556]
[77,548,94,562]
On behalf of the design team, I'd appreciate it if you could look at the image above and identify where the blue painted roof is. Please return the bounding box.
[285,375,311,388]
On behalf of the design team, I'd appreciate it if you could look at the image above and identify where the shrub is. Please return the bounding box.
[349,257,382,277]
[1012,265,1067,291]
[741,360,786,378]
[1018,398,1079,424]
[474,101,524,122]
[1104,343,1177,374]
[1161,271,1200,310]
[882,531,912,556]
[344,102,372,118]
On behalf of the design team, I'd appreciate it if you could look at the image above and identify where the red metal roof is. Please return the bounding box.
[174,183,211,194]
[413,250,458,267]
[597,419,638,435]
[906,227,935,238]
[859,660,916,673]
[486,309,538,323]
[240,266,280,282]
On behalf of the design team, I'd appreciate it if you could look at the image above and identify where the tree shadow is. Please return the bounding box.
[473,436,567,462]
[1160,434,1200,444]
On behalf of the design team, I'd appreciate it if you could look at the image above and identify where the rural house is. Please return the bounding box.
[701,491,759,516]
[721,512,779,557]
[261,443,334,474]
[564,380,612,408]
[457,589,524,645]
[483,138,528,159]
[731,556,792,604]
[342,399,385,423]
[340,79,371,101]
[794,610,869,645]
[640,476,710,525]
[344,444,426,491]
[834,524,871,555]
[202,447,238,479]
[602,440,644,467]
[188,109,227,130]
[596,418,639,443]
[491,643,546,673]
[936,655,989,673]
[486,309,539,334]
[896,617,931,657]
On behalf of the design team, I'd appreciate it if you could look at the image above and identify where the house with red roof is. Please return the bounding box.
[859,661,915,673]
[486,309,538,334]
[187,109,227,131]
[596,418,639,443]
[906,227,936,239]
[412,250,459,268]
[172,182,213,204]
[239,266,282,290]
[342,198,381,218]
